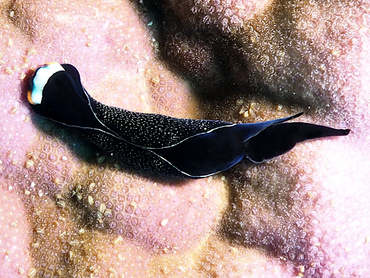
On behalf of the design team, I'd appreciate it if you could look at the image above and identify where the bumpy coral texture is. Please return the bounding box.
[0,0,369,277]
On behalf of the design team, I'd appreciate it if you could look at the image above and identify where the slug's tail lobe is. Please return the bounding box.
[245,122,350,163]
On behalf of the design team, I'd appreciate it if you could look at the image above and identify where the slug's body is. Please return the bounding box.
[27,63,350,178]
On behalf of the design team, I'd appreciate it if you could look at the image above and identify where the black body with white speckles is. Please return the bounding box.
[28,64,350,178]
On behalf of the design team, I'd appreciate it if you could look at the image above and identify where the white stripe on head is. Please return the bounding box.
[29,62,65,105]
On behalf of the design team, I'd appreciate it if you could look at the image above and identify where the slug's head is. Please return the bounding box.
[27,62,95,127]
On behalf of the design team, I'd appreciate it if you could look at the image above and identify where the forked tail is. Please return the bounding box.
[244,122,350,163]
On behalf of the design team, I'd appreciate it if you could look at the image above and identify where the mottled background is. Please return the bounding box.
[0,0,369,277]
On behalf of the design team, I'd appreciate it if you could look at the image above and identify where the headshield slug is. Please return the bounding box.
[27,63,350,178]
